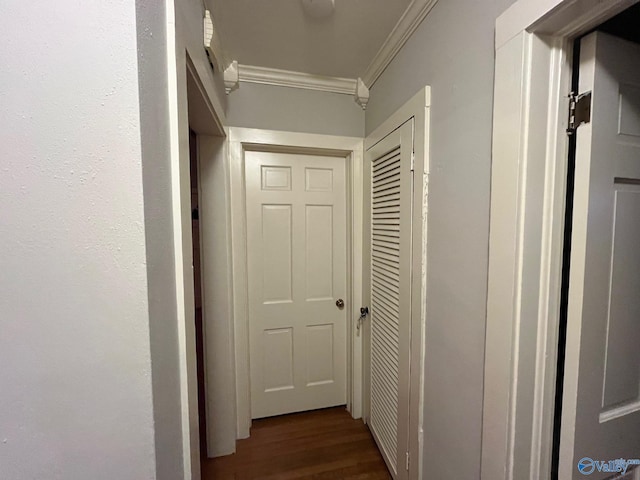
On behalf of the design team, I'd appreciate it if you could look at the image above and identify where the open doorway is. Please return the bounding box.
[184,57,228,474]
[552,4,640,478]
[244,149,349,420]
[188,128,207,459]
[226,128,366,436]
[484,1,640,478]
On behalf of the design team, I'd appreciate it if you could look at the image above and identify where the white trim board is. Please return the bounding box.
[166,0,230,475]
[227,128,365,440]
[483,1,640,480]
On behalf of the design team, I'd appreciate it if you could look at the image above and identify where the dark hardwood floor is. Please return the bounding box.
[202,406,391,480]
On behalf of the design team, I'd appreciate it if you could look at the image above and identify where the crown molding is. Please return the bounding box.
[236,65,369,109]
[203,9,231,72]
[224,61,239,94]
[354,78,370,110]
[362,0,439,88]
[238,64,358,95]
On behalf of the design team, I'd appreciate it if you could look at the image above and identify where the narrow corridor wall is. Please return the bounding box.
[365,0,516,477]
[0,1,156,479]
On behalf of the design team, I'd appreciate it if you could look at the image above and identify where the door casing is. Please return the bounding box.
[228,128,364,439]
[484,1,640,479]
[170,51,226,479]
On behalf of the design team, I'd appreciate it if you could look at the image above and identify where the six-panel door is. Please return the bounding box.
[245,150,348,419]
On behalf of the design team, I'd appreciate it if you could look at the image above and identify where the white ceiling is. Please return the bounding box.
[209,0,412,79]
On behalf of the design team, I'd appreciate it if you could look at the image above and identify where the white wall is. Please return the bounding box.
[0,1,157,479]
[0,0,236,477]
[226,82,364,137]
[365,0,515,477]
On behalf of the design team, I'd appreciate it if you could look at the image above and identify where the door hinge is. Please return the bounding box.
[410,151,415,172]
[405,452,410,471]
[567,91,592,135]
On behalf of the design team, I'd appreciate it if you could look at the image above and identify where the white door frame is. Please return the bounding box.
[483,1,640,479]
[364,87,430,480]
[166,0,227,472]
[228,127,364,438]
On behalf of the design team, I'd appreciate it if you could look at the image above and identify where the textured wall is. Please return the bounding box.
[365,0,516,477]
[0,1,156,479]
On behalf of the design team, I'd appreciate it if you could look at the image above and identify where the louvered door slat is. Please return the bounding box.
[373,191,401,201]
[372,268,400,288]
[372,242,400,255]
[372,260,400,277]
[373,177,402,192]
[372,206,401,215]
[371,295,400,321]
[373,220,401,227]
[371,290,400,314]
[370,145,402,472]
[366,120,413,480]
[371,322,401,358]
[372,251,400,268]
[371,278,401,303]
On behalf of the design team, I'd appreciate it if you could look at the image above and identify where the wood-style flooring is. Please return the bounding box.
[202,406,391,480]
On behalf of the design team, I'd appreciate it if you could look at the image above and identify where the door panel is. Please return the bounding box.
[560,32,640,479]
[245,151,347,419]
[365,120,414,480]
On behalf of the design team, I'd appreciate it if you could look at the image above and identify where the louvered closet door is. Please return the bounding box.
[365,120,413,479]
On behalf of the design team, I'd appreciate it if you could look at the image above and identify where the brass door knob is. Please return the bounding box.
[336,299,345,309]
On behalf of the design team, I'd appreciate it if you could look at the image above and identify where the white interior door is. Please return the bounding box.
[560,31,640,479]
[365,120,413,480]
[245,150,347,419]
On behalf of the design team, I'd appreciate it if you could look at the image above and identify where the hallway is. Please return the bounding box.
[203,407,391,479]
